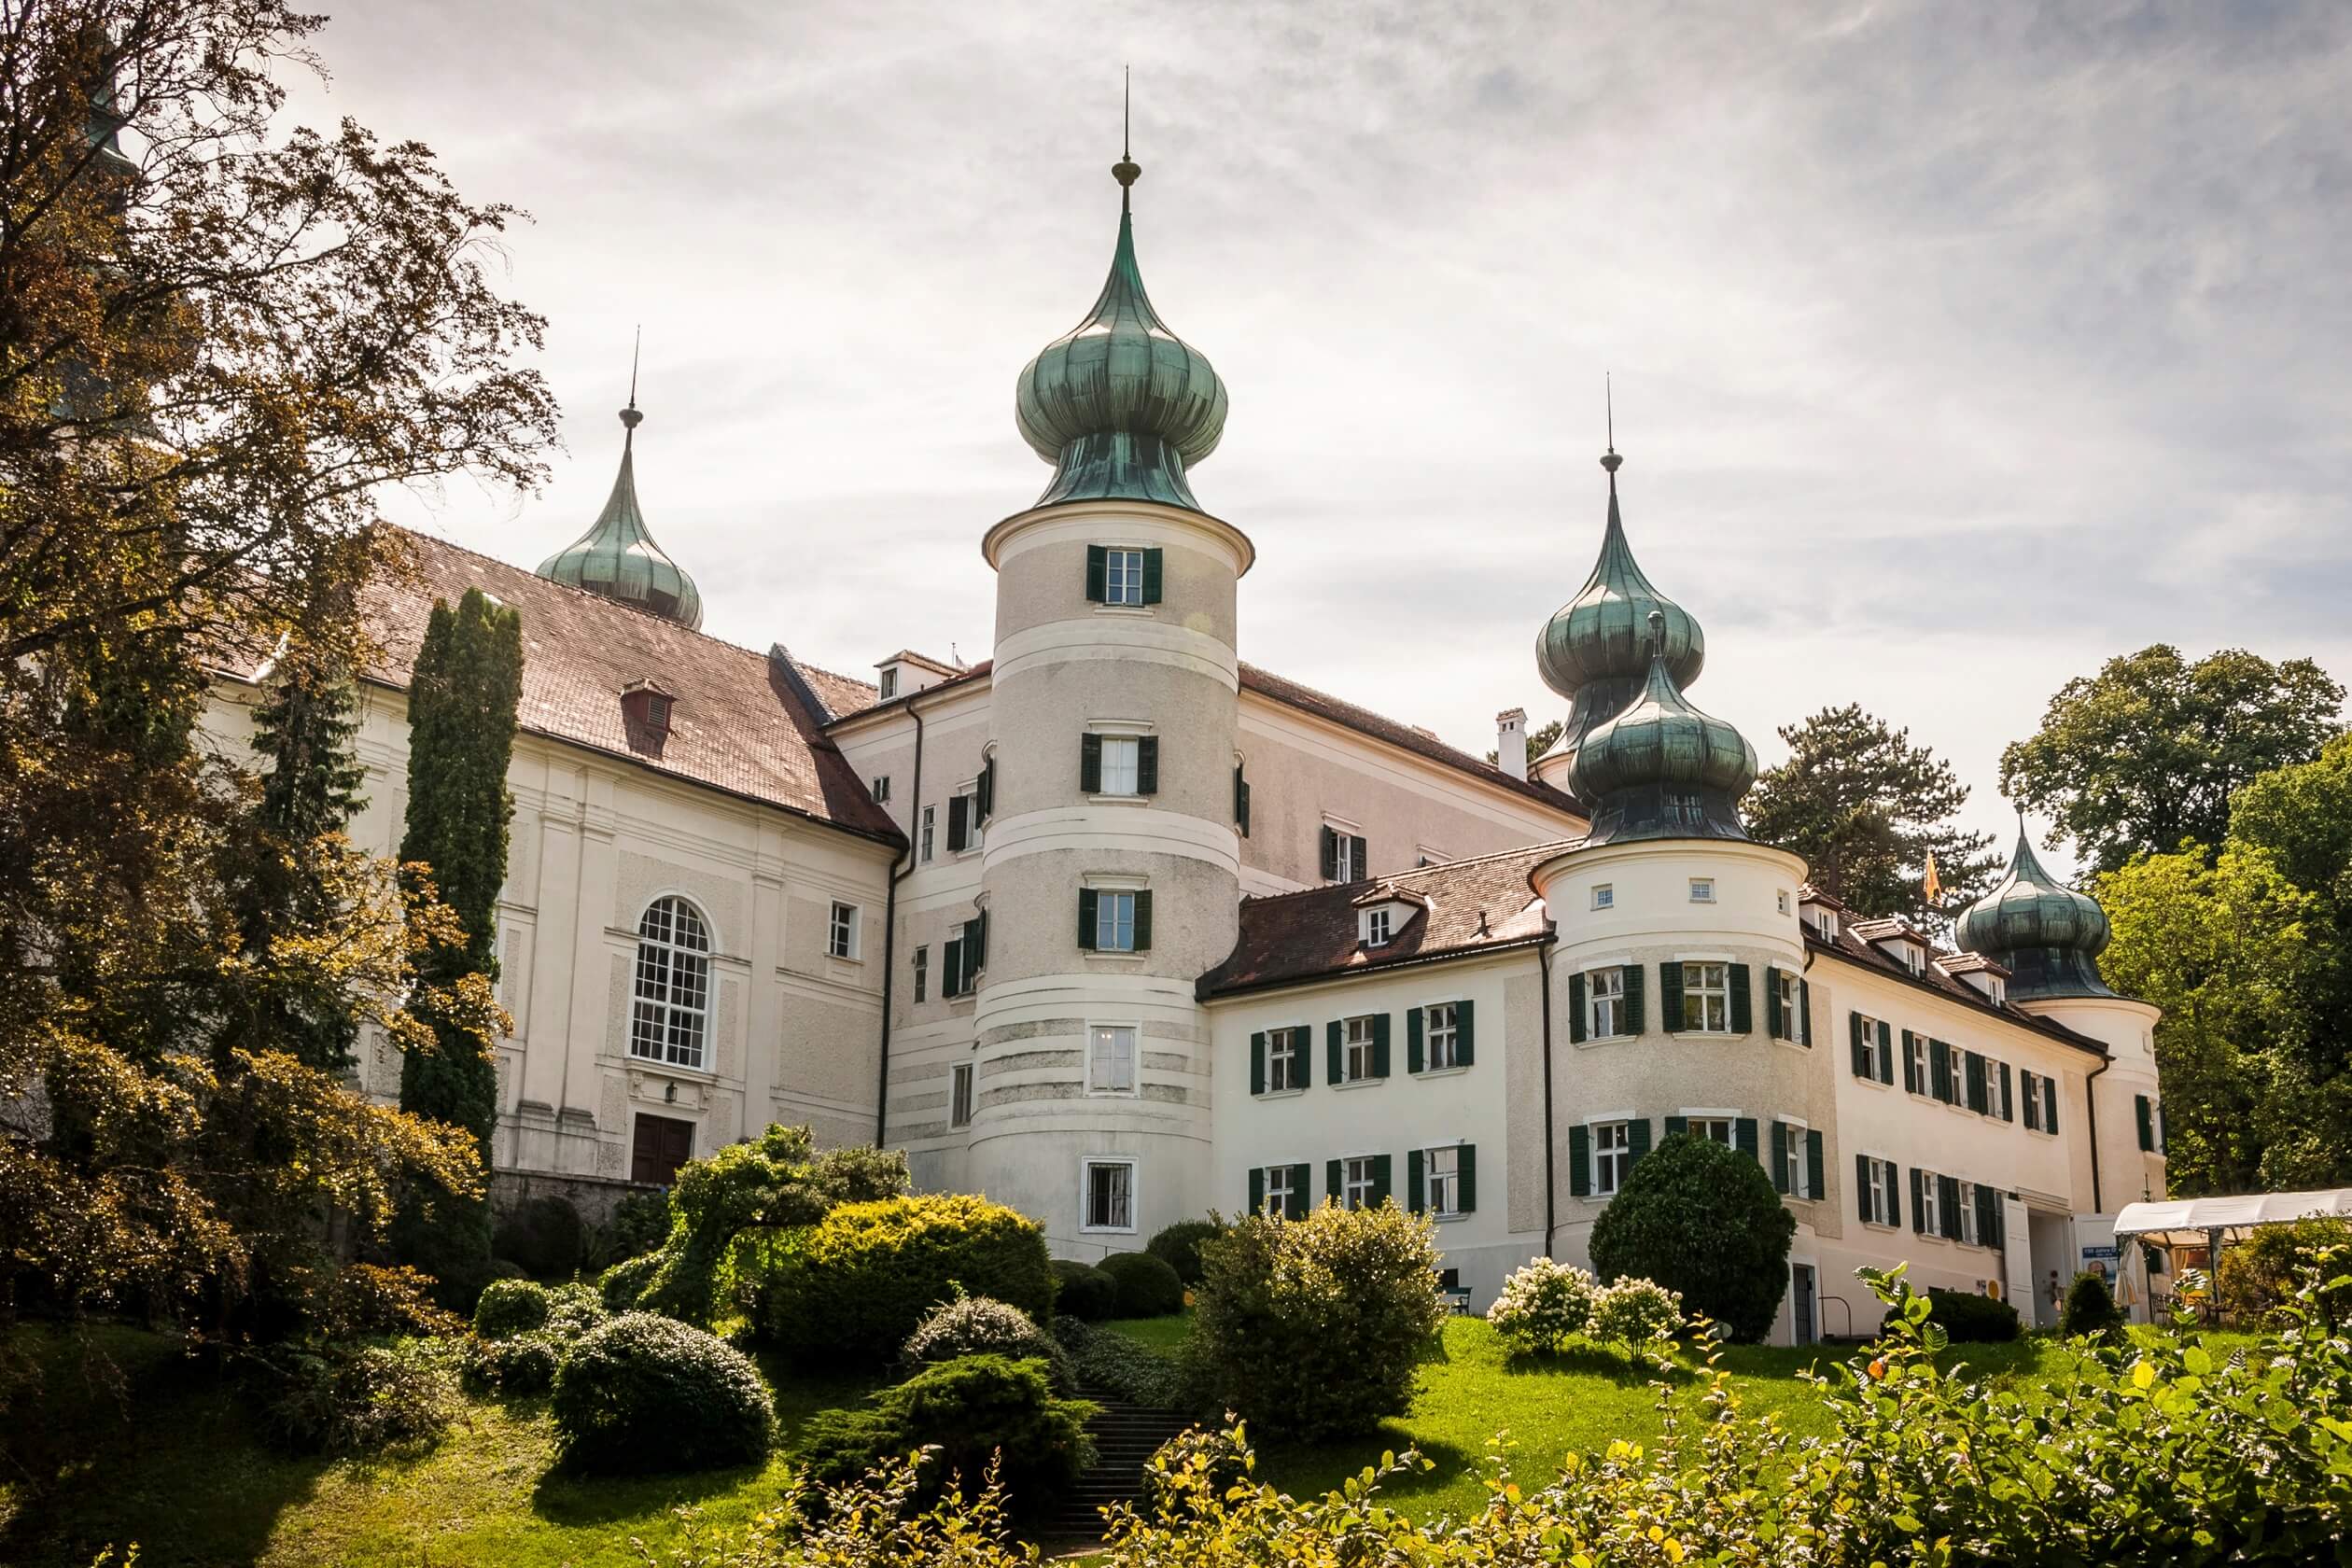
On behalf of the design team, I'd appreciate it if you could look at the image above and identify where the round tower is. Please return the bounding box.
[966,142,1248,1255]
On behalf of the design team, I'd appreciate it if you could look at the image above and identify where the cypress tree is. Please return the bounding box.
[394,588,525,1299]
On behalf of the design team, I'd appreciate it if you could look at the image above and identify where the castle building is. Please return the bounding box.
[205,147,2166,1341]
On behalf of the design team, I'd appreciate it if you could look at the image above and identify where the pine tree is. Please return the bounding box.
[393,589,525,1298]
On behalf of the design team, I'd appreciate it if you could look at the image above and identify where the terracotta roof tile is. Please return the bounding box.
[1803,924,2107,1056]
[350,530,900,843]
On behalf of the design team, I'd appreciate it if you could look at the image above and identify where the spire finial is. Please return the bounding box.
[1112,67,1141,207]
[1645,607,1665,654]
[1600,372,1622,475]
[620,326,644,436]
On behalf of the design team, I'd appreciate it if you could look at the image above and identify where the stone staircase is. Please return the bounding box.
[1036,1388,1192,1543]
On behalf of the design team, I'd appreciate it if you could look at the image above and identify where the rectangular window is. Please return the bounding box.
[912,945,929,1003]
[1343,1015,1378,1082]
[1341,1155,1378,1211]
[1687,1116,1735,1147]
[1265,1162,1296,1216]
[1083,1159,1135,1230]
[1087,1024,1138,1095]
[1424,1002,1461,1070]
[1267,1027,1303,1093]
[877,668,899,701]
[828,903,860,959]
[919,805,935,864]
[1099,735,1141,795]
[948,1062,973,1128]
[1916,1169,1941,1237]
[1592,1120,1631,1197]
[1776,889,1791,915]
[1780,1123,1809,1197]
[1681,962,1730,1032]
[1364,907,1393,947]
[942,935,966,999]
[1774,970,1804,1043]
[1956,1179,1981,1246]
[1591,883,1615,910]
[949,785,980,852]
[1424,1146,1462,1218]
[1323,826,1368,883]
[1909,1032,1931,1096]
[1588,967,1625,1038]
[872,775,890,802]
[1861,1155,1895,1225]
[1094,890,1138,952]
[1104,547,1146,606]
[1689,877,1716,903]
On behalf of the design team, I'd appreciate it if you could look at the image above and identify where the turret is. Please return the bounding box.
[1954,823,2115,1001]
[535,352,705,630]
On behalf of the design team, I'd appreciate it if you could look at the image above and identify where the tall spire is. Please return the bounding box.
[534,341,704,629]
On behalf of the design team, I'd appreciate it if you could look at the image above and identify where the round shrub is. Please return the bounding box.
[794,1353,1095,1522]
[1926,1287,2022,1343]
[2062,1269,2124,1339]
[599,1250,660,1312]
[1591,1277,1683,1346]
[542,1281,608,1338]
[259,1339,461,1455]
[551,1312,775,1474]
[1486,1257,1598,1355]
[494,1194,586,1277]
[760,1194,1055,1366]
[463,1330,562,1395]
[472,1278,552,1339]
[900,1296,1076,1394]
[1589,1132,1795,1342]
[1099,1251,1186,1318]
[1052,1259,1120,1321]
[1187,1202,1447,1442]
[1145,1220,1225,1287]
[1140,1424,1250,1519]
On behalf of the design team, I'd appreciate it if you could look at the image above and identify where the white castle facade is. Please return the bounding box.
[204,157,2167,1344]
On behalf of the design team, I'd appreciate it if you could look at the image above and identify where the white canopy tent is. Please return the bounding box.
[2113,1188,2352,1248]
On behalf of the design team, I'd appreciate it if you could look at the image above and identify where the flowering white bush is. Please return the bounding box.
[1593,1276,1684,1346]
[1485,1256,1598,1354]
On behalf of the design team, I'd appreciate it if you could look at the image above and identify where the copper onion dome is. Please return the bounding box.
[1537,449,1704,699]
[1569,610,1757,844]
[1014,135,1228,513]
[1954,821,2116,1000]
[535,374,705,631]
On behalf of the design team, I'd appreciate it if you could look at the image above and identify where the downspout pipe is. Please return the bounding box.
[1539,926,1558,1259]
[2084,1050,2110,1214]
[875,696,927,1144]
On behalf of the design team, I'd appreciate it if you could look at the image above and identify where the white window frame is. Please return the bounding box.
[1685,1114,1736,1148]
[1080,1157,1138,1233]
[828,901,861,960]
[1774,969,1803,1043]
[1423,1001,1461,1071]
[1098,734,1142,796]
[1909,1032,1931,1097]
[1855,1013,1886,1082]
[1424,1144,1463,1219]
[630,895,712,1071]
[1778,1120,1811,1198]
[1776,889,1791,915]
[1341,1154,1379,1211]
[877,667,899,701]
[919,805,936,864]
[1682,960,1731,1033]
[1328,828,1363,882]
[1266,1025,1304,1093]
[1103,546,1146,607]
[1264,1161,1297,1216]
[1086,1022,1140,1096]
[1591,883,1615,911]
[1588,966,1626,1039]
[1093,889,1139,952]
[1955,1178,1981,1246]
[1363,906,1393,947]
[1591,1118,1631,1197]
[1688,877,1716,904]
[1342,1015,1378,1083]
[952,782,982,854]
[1917,1168,1942,1238]
[948,1061,973,1128]
[1861,1155,1896,1226]
[872,775,890,803]
[912,945,929,1003]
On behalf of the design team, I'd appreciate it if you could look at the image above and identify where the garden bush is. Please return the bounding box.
[2063,1268,2125,1339]
[1185,1201,1446,1442]
[760,1194,1055,1366]
[1485,1256,1598,1354]
[600,1250,661,1312]
[551,1311,775,1473]
[1098,1251,1186,1318]
[1144,1219,1225,1287]
[256,1339,462,1455]
[1590,1276,1683,1347]
[1926,1286,2022,1342]
[1052,1259,1120,1321]
[900,1295,1075,1393]
[472,1277,553,1338]
[795,1353,1096,1522]
[1589,1132,1796,1342]
[543,1280,608,1337]
[494,1193,587,1277]
[591,1185,674,1268]
[1139,1423,1250,1519]
[2217,1217,2352,1325]
[462,1330,563,1395]
[1051,1317,1191,1408]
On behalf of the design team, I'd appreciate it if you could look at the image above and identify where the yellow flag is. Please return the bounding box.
[1923,851,1943,903]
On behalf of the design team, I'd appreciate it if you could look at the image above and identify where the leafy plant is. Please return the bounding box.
[2063,1269,2125,1339]
[1098,1251,1186,1318]
[900,1296,1075,1394]
[472,1278,552,1339]
[255,1338,462,1455]
[1052,1259,1120,1321]
[1589,1132,1795,1342]
[1926,1286,2023,1342]
[1052,1317,1190,1408]
[1485,1256,1598,1355]
[794,1354,1096,1522]
[1590,1277,1683,1347]
[1144,1219,1225,1287]
[592,1186,673,1268]
[1138,1424,1250,1519]
[551,1312,774,1474]
[462,1330,562,1395]
[600,1251,661,1312]
[759,1194,1054,1366]
[2217,1218,2352,1325]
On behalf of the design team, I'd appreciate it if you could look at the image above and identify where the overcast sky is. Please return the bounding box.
[295,1,2352,872]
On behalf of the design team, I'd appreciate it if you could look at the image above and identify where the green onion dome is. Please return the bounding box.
[1954,823,2116,1000]
[1537,451,1704,699]
[1014,155,1228,513]
[1570,610,1756,844]
[535,400,704,630]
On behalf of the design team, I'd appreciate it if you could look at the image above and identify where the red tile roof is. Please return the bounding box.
[345,531,900,844]
[1803,925,2107,1056]
[1199,843,1566,998]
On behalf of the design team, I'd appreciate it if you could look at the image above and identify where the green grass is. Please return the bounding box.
[1098,1310,1193,1351]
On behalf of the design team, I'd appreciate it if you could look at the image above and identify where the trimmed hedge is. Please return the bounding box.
[1099,1251,1185,1318]
[1926,1286,2022,1343]
[1145,1220,1225,1287]
[1052,1259,1120,1321]
[473,1278,552,1339]
[760,1195,1054,1366]
[795,1354,1095,1522]
[551,1312,774,1474]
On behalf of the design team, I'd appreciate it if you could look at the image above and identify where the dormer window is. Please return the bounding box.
[1365,907,1393,947]
[1354,890,1426,949]
[620,679,676,754]
[877,667,899,701]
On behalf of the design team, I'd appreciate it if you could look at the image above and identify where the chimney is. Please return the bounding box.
[1496,707,1528,781]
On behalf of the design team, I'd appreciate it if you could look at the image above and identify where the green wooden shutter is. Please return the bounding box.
[946,793,970,852]
[1407,1148,1425,1214]
[1085,544,1107,602]
[1569,1125,1591,1196]
[1659,962,1685,1032]
[1351,834,1369,878]
[1663,1114,1688,1139]
[2044,1076,2059,1132]
[1248,1167,1265,1214]
[1080,733,1102,793]
[1370,1154,1393,1208]
[1136,735,1158,795]
[1877,1020,1894,1084]
[1250,1032,1266,1096]
[971,913,987,970]
[1141,547,1164,604]
[1976,1183,1999,1247]
[1771,1121,1791,1194]
[1797,978,1811,1045]
[1458,1144,1477,1213]
[2135,1095,2152,1151]
[1077,889,1099,950]
[1930,1038,1951,1102]
[943,935,963,998]
[975,758,994,819]
[1966,1052,1986,1113]
[1850,1012,1869,1076]
[1132,889,1153,952]
[1901,1030,1919,1093]
[1454,999,1475,1066]
[1326,1158,1342,1200]
[1729,964,1754,1033]
[2022,1070,2037,1130]
[1407,1007,1424,1073]
[1623,964,1645,1033]
[1999,1061,2014,1122]
[1370,1013,1391,1077]
[1856,1154,1872,1223]
[1806,1130,1826,1200]
[1286,1166,1309,1220]
[1320,827,1338,880]
[1628,1118,1652,1166]
[1886,1161,1900,1229]
[1736,1116,1758,1162]
[1569,971,1588,1043]
[1233,765,1250,834]
[1767,972,1785,1039]
[1327,1020,1343,1083]
[1939,1175,1962,1240]
[1295,1026,1312,1089]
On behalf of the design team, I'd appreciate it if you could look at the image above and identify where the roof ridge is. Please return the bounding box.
[1237,839,1572,909]
[1239,661,1495,770]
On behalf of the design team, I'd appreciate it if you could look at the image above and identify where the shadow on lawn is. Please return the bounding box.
[530,1454,781,1528]
[1495,1343,1698,1388]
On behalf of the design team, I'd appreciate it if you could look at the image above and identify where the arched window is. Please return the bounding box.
[631,896,710,1069]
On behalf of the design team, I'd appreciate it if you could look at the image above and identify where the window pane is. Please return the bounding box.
[1099,736,1139,794]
